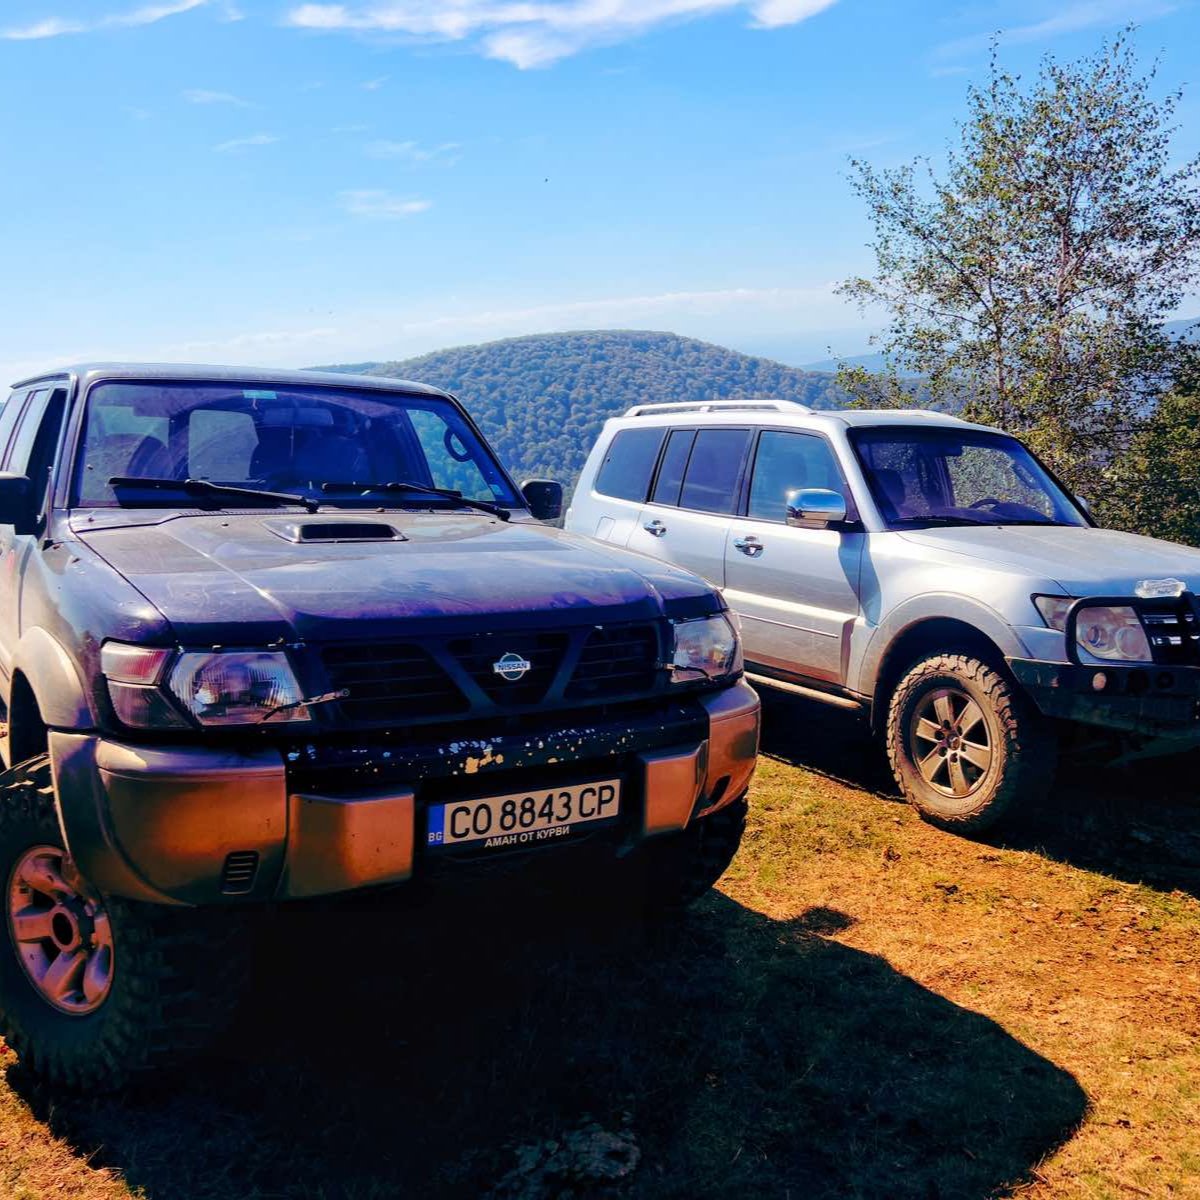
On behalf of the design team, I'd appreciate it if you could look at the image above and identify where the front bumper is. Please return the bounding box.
[49,681,760,906]
[1008,657,1200,742]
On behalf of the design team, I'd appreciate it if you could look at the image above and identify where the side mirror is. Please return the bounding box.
[521,478,564,522]
[786,487,848,530]
[0,473,34,534]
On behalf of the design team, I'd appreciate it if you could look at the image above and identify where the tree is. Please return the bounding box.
[837,31,1200,494]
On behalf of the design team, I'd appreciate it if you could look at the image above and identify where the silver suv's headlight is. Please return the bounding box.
[670,614,742,684]
[168,651,310,725]
[1072,606,1152,663]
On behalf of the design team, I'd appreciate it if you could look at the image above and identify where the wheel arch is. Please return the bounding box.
[6,629,94,769]
[867,614,1018,734]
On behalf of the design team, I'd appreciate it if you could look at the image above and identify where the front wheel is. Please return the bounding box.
[0,756,248,1091]
[885,654,1054,834]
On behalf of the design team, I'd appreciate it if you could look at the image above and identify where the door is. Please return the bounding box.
[0,387,67,685]
[629,426,752,588]
[723,429,863,685]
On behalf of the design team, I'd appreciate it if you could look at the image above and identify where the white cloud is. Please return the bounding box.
[340,190,432,218]
[3,0,208,40]
[934,0,1177,59]
[364,139,461,164]
[283,0,839,68]
[361,75,390,89]
[214,133,280,152]
[184,88,250,106]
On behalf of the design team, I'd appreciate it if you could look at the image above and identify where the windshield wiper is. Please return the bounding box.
[320,481,511,521]
[890,515,994,528]
[109,477,319,513]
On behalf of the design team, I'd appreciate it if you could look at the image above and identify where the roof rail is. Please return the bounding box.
[623,399,811,418]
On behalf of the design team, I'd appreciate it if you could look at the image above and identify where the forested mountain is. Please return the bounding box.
[320,330,847,488]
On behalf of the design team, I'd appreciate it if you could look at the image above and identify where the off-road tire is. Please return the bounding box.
[646,795,748,913]
[886,654,1053,834]
[0,755,249,1091]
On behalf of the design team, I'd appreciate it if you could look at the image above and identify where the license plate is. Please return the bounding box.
[425,779,621,851]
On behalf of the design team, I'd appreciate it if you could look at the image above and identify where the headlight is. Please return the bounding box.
[168,651,310,725]
[1073,606,1152,663]
[670,614,742,684]
[1033,595,1073,631]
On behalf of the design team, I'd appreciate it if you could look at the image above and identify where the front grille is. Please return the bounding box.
[319,621,665,727]
[566,624,660,700]
[322,643,468,723]
[1141,602,1200,666]
[448,631,569,706]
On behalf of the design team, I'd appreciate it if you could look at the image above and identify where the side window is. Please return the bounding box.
[21,389,68,523]
[0,391,29,464]
[747,431,844,523]
[650,429,695,507]
[678,428,751,515]
[3,389,50,473]
[188,409,258,481]
[594,428,665,503]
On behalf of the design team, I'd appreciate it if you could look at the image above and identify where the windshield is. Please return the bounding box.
[73,381,519,510]
[849,426,1087,529]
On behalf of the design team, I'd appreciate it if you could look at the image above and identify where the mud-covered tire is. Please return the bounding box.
[886,654,1054,834]
[646,795,747,913]
[0,756,250,1091]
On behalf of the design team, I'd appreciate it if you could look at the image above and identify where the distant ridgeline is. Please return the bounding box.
[317,330,850,490]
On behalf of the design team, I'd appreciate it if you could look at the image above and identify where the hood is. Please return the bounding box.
[74,511,720,644]
[896,525,1200,596]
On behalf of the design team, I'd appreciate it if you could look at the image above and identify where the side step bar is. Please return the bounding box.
[745,672,866,712]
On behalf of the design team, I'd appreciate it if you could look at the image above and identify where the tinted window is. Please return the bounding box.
[679,428,751,514]
[4,390,50,473]
[651,429,695,506]
[0,391,29,463]
[594,428,664,502]
[22,389,68,523]
[748,431,843,522]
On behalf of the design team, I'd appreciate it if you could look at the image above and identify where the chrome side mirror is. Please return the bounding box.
[786,487,848,529]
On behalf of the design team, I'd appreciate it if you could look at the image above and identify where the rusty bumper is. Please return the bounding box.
[48,681,761,906]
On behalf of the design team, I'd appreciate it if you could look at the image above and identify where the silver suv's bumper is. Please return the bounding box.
[49,681,760,906]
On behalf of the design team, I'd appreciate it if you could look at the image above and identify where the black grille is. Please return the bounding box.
[1141,602,1200,666]
[566,624,660,700]
[221,851,260,895]
[322,643,468,722]
[448,631,569,706]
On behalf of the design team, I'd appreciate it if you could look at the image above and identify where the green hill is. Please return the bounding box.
[320,330,847,488]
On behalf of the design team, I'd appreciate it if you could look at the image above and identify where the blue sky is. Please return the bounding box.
[1,0,1198,383]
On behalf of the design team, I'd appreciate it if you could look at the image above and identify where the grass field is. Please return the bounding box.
[2,692,1198,1199]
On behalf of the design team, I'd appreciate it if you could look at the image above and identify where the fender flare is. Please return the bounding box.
[853,593,1031,699]
[10,627,94,730]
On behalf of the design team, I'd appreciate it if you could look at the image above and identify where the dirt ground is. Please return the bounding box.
[1,692,1198,1199]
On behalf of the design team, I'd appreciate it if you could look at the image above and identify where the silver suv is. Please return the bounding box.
[567,400,1200,833]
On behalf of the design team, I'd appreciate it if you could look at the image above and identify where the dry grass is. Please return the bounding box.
[1,692,1198,1199]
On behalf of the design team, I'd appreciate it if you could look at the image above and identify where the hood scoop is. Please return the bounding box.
[264,519,407,545]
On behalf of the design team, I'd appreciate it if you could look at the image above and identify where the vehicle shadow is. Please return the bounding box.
[759,689,1200,899]
[8,879,1085,1200]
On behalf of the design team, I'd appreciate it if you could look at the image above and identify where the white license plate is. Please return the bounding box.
[425,779,621,851]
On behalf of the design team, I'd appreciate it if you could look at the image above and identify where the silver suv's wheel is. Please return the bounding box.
[886,654,1054,833]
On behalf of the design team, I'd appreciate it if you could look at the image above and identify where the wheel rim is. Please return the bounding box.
[908,687,993,800]
[7,845,114,1016]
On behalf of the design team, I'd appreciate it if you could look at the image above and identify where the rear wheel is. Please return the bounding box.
[886,654,1053,833]
[645,796,747,913]
[0,756,249,1091]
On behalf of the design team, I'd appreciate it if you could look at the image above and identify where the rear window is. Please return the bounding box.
[593,427,665,502]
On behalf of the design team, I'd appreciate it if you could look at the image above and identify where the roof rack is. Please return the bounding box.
[623,399,811,418]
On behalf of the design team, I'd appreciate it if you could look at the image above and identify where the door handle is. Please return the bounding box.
[643,520,667,537]
[733,535,764,557]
